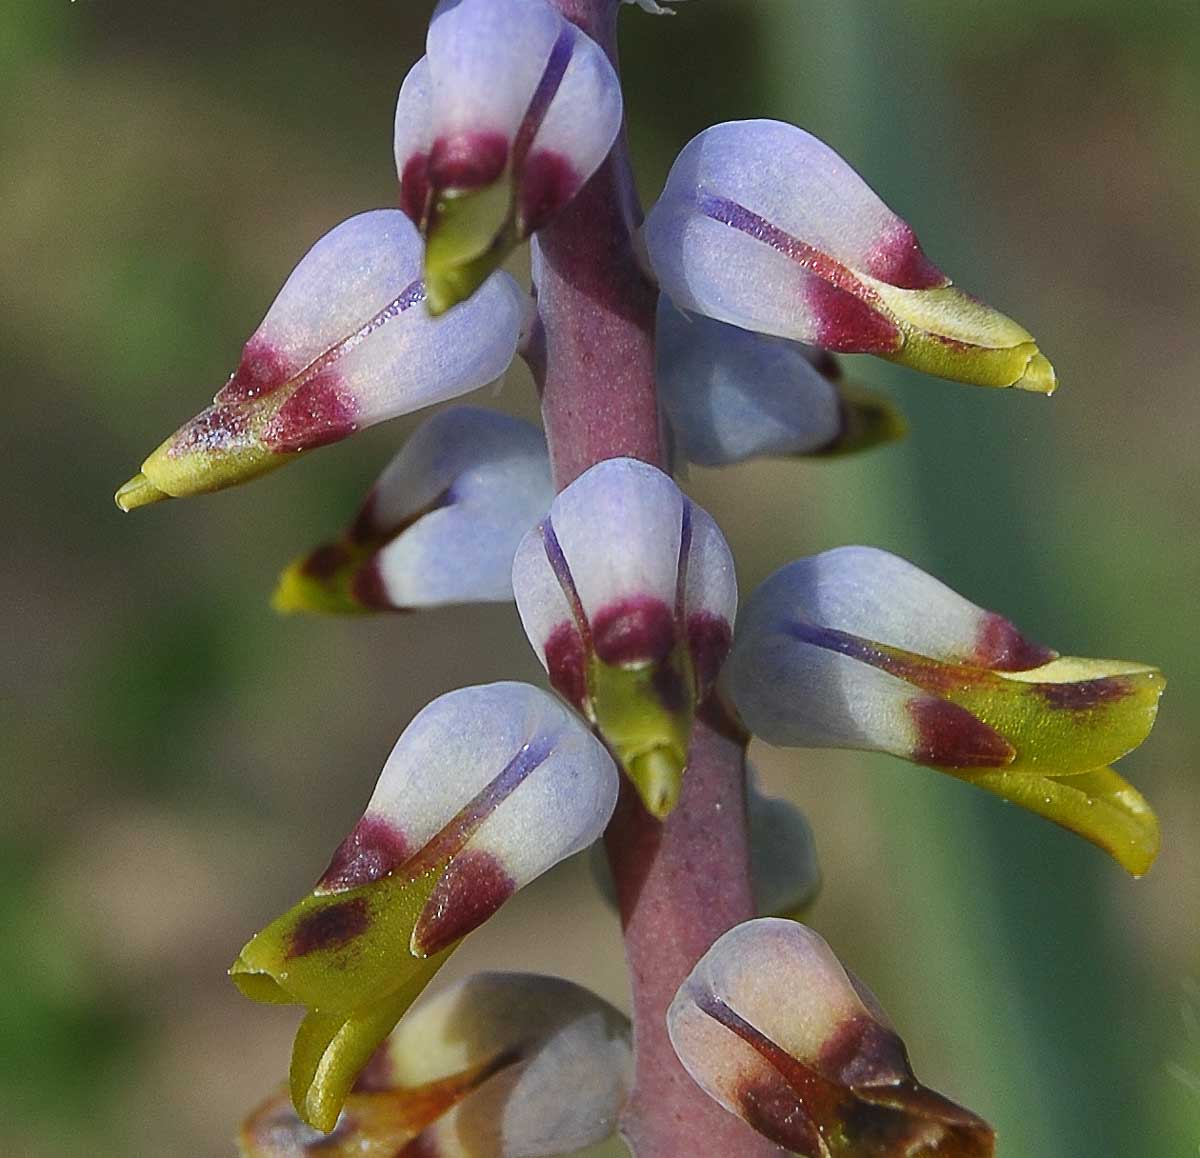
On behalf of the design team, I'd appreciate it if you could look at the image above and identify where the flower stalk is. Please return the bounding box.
[538,1,774,1152]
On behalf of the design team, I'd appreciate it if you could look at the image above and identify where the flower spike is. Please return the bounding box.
[239,972,631,1157]
[669,918,995,1156]
[512,458,737,818]
[726,547,1164,874]
[397,0,622,314]
[657,301,905,467]
[273,407,553,614]
[230,683,618,1132]
[115,212,524,509]
[643,120,1056,392]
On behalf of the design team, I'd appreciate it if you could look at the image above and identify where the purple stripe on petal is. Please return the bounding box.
[697,192,901,354]
[512,25,575,169]
[541,516,593,646]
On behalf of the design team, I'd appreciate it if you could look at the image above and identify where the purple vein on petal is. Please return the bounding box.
[512,25,575,170]
[405,732,557,876]
[673,498,693,629]
[541,515,594,650]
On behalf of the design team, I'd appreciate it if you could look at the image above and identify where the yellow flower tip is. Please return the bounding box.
[629,747,684,820]
[423,182,515,314]
[1013,350,1057,395]
[228,953,291,1005]
[114,471,170,511]
[271,557,362,616]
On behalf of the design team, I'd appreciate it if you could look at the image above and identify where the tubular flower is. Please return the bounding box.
[512,457,737,818]
[396,0,623,314]
[230,683,618,1132]
[273,407,553,614]
[726,547,1164,874]
[669,918,995,1157]
[643,119,1056,392]
[656,300,905,467]
[239,971,631,1157]
[114,212,525,510]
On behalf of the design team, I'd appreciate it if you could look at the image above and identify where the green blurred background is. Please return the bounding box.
[3,0,1198,1153]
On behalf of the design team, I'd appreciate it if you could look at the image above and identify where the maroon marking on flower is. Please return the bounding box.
[286,896,369,959]
[301,542,352,581]
[808,276,903,354]
[687,612,734,692]
[429,131,509,192]
[168,402,253,456]
[737,1071,824,1156]
[218,336,293,404]
[817,1013,909,1087]
[973,612,1057,672]
[400,151,432,225]
[350,559,397,611]
[518,150,579,236]
[651,659,688,715]
[1040,676,1134,712]
[545,621,589,710]
[263,371,358,453]
[696,192,902,354]
[318,816,412,892]
[592,597,677,667]
[865,221,948,290]
[909,696,1014,768]
[412,848,516,957]
[804,345,843,382]
[347,491,382,543]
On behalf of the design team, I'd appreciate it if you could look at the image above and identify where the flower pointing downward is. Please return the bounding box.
[396,0,623,314]
[230,683,617,1132]
[512,458,738,818]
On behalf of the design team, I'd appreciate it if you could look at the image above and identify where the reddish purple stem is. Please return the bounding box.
[539,3,776,1154]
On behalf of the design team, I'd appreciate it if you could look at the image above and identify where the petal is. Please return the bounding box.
[389,973,631,1156]
[511,459,737,817]
[116,212,524,508]
[747,785,821,920]
[669,918,994,1156]
[394,56,434,225]
[273,407,553,613]
[657,302,904,466]
[239,973,631,1156]
[643,120,1055,392]
[965,765,1160,878]
[417,0,622,313]
[727,549,1165,870]
[231,684,617,1130]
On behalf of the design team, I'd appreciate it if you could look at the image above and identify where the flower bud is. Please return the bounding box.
[231,683,618,1131]
[669,918,995,1156]
[273,407,553,614]
[727,547,1164,874]
[239,972,631,1157]
[657,301,905,467]
[115,212,524,510]
[643,120,1056,392]
[397,0,622,314]
[512,458,737,818]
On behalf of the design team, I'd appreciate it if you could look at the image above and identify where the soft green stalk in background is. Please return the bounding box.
[2,1,1197,1154]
